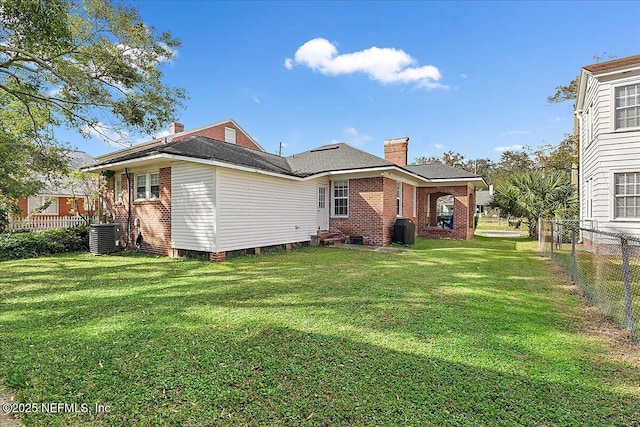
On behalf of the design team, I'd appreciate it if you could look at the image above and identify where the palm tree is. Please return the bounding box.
[490,171,578,238]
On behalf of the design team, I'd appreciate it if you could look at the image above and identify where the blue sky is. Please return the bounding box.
[67,1,640,162]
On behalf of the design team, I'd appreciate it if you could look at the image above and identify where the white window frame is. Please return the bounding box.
[224,127,237,144]
[134,171,160,201]
[115,176,123,203]
[331,180,349,217]
[613,82,640,131]
[585,177,593,219]
[396,181,403,217]
[412,186,417,218]
[613,171,640,219]
[28,195,59,215]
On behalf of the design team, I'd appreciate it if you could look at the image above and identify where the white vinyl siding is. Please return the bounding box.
[579,70,640,236]
[216,168,320,252]
[332,180,348,217]
[615,83,640,129]
[171,162,217,252]
[28,196,58,215]
[224,127,236,144]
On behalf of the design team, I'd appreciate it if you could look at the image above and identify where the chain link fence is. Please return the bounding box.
[539,219,639,340]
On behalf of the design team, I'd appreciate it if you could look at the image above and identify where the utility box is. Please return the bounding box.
[393,218,415,245]
[89,224,121,255]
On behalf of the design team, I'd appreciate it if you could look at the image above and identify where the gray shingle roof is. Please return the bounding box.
[287,143,394,176]
[405,163,482,180]
[94,135,294,176]
[41,150,97,195]
[92,137,483,184]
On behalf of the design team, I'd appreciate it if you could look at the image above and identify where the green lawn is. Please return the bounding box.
[1,237,638,426]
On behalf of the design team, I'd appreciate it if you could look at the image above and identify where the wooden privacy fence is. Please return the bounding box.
[7,216,90,231]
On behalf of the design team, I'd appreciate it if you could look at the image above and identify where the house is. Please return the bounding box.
[575,54,640,236]
[86,120,486,261]
[475,185,494,216]
[16,150,96,218]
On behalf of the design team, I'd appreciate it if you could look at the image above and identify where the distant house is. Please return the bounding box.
[575,54,640,236]
[475,185,494,216]
[86,120,487,261]
[17,150,96,218]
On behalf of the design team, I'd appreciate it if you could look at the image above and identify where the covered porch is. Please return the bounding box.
[417,185,476,240]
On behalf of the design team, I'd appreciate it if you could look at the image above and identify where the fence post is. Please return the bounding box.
[538,218,543,251]
[621,237,635,333]
[550,222,554,258]
[571,227,577,283]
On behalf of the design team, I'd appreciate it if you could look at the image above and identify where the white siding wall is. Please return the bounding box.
[216,168,322,252]
[171,162,217,252]
[580,70,640,236]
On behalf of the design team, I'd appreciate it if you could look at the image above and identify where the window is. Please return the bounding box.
[28,196,58,215]
[396,181,403,217]
[150,173,160,199]
[318,186,326,209]
[412,186,417,217]
[615,84,640,129]
[614,172,640,218]
[135,172,160,201]
[224,127,237,144]
[586,178,593,218]
[136,174,147,200]
[115,177,123,202]
[332,180,348,216]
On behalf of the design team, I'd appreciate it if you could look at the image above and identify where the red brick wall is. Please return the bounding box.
[383,141,408,166]
[328,177,413,246]
[105,167,172,256]
[417,186,474,240]
[173,121,261,151]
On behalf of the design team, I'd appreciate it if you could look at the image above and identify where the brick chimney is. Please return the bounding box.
[383,137,409,166]
[169,122,184,134]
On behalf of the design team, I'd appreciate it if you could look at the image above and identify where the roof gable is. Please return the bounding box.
[582,54,640,74]
[405,163,482,180]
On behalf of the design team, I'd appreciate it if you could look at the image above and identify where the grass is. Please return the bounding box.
[0,237,639,426]
[475,217,528,232]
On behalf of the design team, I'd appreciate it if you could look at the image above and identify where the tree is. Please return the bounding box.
[529,134,578,174]
[66,169,105,225]
[0,0,186,206]
[489,171,578,239]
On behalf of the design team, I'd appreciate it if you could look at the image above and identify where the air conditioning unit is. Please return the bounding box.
[89,224,122,255]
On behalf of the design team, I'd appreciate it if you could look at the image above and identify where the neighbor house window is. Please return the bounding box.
[28,196,58,215]
[615,84,640,129]
[135,172,160,201]
[396,181,403,217]
[332,180,348,217]
[614,172,640,218]
[224,127,236,144]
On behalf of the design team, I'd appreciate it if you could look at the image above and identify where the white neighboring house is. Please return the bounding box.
[575,54,640,237]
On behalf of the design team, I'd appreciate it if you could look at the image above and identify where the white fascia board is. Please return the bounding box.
[575,69,590,112]
[85,153,305,181]
[305,166,433,184]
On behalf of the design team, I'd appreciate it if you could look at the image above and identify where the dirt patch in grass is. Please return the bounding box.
[0,388,23,427]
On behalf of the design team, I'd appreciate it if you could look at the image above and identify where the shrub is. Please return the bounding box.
[0,226,89,261]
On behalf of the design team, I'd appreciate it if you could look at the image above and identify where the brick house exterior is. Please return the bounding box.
[87,120,486,261]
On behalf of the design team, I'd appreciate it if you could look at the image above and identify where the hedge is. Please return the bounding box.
[0,226,89,261]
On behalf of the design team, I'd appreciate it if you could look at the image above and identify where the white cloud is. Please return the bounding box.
[344,127,371,147]
[459,73,468,79]
[83,122,132,146]
[431,143,446,150]
[552,116,564,122]
[285,38,445,89]
[494,144,524,152]
[252,94,261,104]
[500,130,529,137]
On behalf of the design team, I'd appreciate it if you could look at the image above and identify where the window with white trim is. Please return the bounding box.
[332,180,348,217]
[615,84,640,129]
[585,177,593,218]
[115,176,123,202]
[396,181,403,217]
[412,186,417,217]
[318,186,326,209]
[614,172,640,218]
[224,127,237,144]
[135,172,160,201]
[28,196,58,215]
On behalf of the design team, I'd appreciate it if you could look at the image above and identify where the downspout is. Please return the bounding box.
[125,167,131,249]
